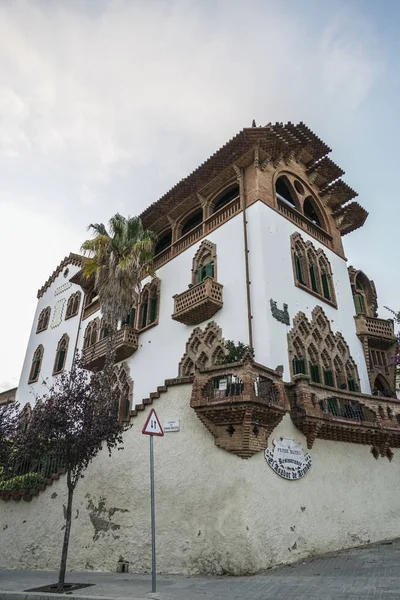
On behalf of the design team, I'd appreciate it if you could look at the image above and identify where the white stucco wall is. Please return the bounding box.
[16,264,84,408]
[17,201,371,410]
[1,383,399,575]
[76,214,249,407]
[246,202,370,393]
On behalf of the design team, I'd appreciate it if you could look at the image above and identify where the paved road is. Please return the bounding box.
[1,540,400,599]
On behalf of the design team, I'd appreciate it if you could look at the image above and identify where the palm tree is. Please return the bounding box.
[81,214,156,328]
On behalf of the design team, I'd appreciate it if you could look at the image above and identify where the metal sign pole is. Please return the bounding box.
[150,434,156,593]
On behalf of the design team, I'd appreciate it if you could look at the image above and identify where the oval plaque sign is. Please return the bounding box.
[265,437,311,480]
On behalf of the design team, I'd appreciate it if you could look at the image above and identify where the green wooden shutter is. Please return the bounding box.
[57,349,65,372]
[141,302,148,328]
[197,268,203,283]
[32,360,40,380]
[310,363,321,383]
[323,370,334,386]
[327,397,338,415]
[309,265,318,292]
[293,358,306,375]
[348,379,357,392]
[353,294,365,315]
[205,262,214,278]
[295,255,305,285]
[149,298,157,323]
[321,273,331,299]
[129,307,136,327]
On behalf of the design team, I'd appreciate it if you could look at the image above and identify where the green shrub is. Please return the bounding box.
[216,340,254,365]
[0,473,45,491]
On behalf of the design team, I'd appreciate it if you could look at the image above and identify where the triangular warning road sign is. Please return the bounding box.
[142,408,164,436]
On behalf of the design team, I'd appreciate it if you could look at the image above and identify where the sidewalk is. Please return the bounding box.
[1,539,400,600]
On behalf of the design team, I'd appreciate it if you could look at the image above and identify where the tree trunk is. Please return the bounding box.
[58,470,74,591]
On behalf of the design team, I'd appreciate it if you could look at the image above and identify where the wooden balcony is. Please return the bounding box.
[289,375,400,455]
[191,358,289,458]
[355,315,396,349]
[82,297,100,320]
[152,197,241,270]
[172,277,223,326]
[277,198,333,247]
[82,325,139,370]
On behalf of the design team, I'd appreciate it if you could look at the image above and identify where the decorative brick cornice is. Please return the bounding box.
[37,253,85,299]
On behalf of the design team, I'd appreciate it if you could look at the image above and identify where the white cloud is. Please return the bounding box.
[0,0,385,389]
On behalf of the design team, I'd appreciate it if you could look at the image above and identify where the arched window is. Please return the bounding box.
[83,319,100,349]
[192,240,217,285]
[373,374,393,397]
[289,234,337,307]
[53,334,69,375]
[37,307,51,333]
[181,209,203,237]
[275,176,297,209]
[304,196,323,228]
[138,279,160,330]
[65,292,81,319]
[85,289,99,307]
[212,185,240,213]
[154,229,172,256]
[28,345,44,383]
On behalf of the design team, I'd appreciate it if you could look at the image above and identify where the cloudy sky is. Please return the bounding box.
[0,0,398,391]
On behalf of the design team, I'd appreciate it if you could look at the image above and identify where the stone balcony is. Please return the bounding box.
[82,325,139,370]
[191,357,289,458]
[289,375,400,457]
[172,277,223,326]
[354,315,396,349]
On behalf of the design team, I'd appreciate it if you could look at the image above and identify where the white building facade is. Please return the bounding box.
[6,123,400,574]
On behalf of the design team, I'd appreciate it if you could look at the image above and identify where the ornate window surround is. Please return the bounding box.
[137,278,161,332]
[53,334,69,375]
[290,233,337,308]
[112,362,133,422]
[83,318,100,349]
[191,240,217,285]
[274,171,331,234]
[178,321,225,377]
[288,307,360,390]
[28,345,44,383]
[36,307,51,333]
[65,291,81,320]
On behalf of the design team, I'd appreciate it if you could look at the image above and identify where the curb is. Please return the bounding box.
[0,593,151,600]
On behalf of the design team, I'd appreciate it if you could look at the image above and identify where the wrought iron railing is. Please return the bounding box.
[318,396,377,423]
[0,450,66,493]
